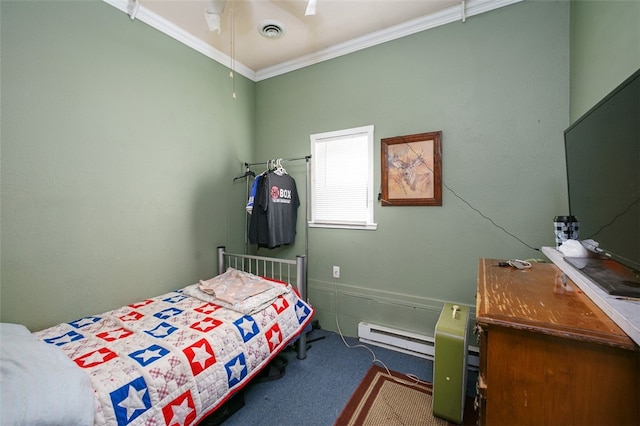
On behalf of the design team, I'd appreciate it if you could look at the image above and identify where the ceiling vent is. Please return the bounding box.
[258,20,286,39]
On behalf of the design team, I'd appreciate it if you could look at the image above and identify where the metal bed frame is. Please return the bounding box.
[216,246,308,359]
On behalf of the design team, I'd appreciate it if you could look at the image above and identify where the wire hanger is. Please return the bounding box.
[233,164,256,181]
[263,159,273,175]
[274,158,287,176]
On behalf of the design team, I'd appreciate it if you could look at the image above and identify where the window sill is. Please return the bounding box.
[308,222,377,231]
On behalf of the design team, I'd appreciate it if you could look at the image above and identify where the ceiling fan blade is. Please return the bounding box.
[305,0,317,16]
[205,0,227,32]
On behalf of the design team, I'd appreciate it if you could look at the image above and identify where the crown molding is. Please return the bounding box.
[255,0,522,81]
[102,0,256,81]
[103,0,522,83]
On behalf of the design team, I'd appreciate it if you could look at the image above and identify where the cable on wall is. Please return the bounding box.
[444,182,540,252]
[380,138,540,252]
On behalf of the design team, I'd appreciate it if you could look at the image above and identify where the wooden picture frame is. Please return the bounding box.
[381,131,442,206]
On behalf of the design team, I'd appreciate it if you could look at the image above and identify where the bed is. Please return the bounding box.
[0,247,313,426]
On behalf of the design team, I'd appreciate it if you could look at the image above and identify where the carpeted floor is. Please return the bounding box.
[220,329,478,426]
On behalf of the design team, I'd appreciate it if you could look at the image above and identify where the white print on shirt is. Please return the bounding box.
[271,186,293,202]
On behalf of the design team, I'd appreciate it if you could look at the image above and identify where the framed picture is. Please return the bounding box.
[381,131,442,206]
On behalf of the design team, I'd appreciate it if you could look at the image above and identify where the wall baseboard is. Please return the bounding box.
[308,279,477,340]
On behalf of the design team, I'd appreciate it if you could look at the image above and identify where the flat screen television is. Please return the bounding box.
[563,68,640,298]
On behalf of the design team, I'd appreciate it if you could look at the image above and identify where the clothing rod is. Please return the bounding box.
[244,155,311,167]
[241,154,311,278]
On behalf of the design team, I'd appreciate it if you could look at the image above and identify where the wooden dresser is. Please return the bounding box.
[476,258,640,425]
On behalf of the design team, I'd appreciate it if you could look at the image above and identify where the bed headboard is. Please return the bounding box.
[216,246,307,302]
[216,246,309,359]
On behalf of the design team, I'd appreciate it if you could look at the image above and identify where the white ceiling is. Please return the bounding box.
[104,0,520,81]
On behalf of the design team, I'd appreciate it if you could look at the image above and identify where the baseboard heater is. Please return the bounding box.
[357,321,479,369]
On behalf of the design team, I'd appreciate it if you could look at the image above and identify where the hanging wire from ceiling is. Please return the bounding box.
[229,0,237,99]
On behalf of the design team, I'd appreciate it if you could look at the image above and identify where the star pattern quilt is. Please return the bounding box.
[33,281,313,426]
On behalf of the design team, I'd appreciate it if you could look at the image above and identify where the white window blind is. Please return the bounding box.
[310,125,376,230]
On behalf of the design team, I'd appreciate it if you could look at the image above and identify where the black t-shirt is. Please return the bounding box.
[248,172,300,249]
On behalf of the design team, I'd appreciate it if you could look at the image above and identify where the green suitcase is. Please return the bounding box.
[433,303,469,424]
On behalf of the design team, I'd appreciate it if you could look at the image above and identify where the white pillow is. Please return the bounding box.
[0,323,95,426]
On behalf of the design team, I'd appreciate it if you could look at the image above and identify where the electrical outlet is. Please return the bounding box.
[332,265,340,279]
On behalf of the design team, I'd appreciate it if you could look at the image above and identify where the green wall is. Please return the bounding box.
[255,0,571,337]
[4,0,635,340]
[1,1,253,330]
[570,0,640,122]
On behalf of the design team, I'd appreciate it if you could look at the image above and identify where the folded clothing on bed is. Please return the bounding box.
[198,268,274,304]
[186,268,290,314]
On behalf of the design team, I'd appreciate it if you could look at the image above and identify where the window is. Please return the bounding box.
[310,125,376,230]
